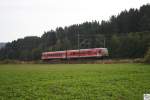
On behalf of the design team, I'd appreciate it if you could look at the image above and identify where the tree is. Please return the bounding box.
[41,30,57,50]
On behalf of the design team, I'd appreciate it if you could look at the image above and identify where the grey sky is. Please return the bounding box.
[0,0,149,42]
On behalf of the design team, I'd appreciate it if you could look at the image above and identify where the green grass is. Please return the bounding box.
[0,64,150,100]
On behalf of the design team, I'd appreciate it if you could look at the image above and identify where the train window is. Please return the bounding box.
[99,50,101,53]
[46,53,63,57]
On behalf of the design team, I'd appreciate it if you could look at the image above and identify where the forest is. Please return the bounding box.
[0,4,150,61]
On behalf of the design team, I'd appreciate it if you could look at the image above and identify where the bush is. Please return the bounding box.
[133,58,144,63]
[144,48,150,63]
[0,59,19,64]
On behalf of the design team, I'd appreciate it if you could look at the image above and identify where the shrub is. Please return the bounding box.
[144,48,150,63]
[0,59,18,64]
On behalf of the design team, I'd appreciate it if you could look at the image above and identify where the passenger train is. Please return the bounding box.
[41,48,108,60]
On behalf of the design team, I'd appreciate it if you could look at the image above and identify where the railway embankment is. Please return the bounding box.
[0,58,144,64]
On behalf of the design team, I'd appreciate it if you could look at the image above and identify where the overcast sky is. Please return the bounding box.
[0,0,149,42]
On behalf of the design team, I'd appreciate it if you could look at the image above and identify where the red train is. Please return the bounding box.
[41,48,108,60]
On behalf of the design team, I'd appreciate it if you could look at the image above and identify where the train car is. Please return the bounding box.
[41,48,108,60]
[41,51,66,60]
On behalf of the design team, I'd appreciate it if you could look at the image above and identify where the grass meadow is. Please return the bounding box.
[0,64,150,100]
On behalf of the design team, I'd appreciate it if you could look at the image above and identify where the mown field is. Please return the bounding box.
[0,64,150,100]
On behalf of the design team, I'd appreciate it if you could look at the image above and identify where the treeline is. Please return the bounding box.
[0,43,6,49]
[0,4,150,61]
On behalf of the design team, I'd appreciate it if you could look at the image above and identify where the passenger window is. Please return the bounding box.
[99,50,101,53]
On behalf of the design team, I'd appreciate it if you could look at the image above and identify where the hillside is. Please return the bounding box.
[0,4,150,61]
